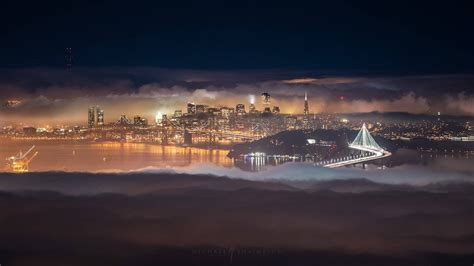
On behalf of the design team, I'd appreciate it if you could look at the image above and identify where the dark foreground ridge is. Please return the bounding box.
[0,172,473,266]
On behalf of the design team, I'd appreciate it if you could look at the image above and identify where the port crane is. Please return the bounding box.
[5,145,38,173]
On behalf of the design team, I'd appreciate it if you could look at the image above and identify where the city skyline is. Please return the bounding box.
[1,68,473,125]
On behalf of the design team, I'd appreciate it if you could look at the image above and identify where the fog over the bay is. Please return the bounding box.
[0,161,472,195]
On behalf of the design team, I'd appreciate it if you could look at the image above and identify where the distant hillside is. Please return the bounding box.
[228,129,394,158]
[229,128,472,158]
[340,111,474,122]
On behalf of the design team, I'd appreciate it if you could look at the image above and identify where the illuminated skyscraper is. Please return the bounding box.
[173,110,183,118]
[304,91,309,117]
[88,106,104,128]
[134,115,148,126]
[303,92,310,129]
[155,112,163,124]
[187,103,196,114]
[220,107,232,118]
[196,104,208,113]
[272,106,280,114]
[261,93,272,113]
[96,107,104,126]
[261,92,271,106]
[236,104,245,115]
[207,107,220,116]
[134,115,141,125]
[88,107,96,128]
[249,104,256,113]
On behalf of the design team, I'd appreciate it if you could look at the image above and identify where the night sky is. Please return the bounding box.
[1,1,474,123]
[2,1,473,73]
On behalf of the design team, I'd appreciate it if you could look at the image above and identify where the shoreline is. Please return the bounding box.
[0,137,233,151]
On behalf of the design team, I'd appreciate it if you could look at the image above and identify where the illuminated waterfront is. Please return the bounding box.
[0,140,233,172]
[1,139,471,173]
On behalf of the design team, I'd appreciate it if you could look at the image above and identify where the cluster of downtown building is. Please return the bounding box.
[6,93,314,144]
[79,93,313,145]
[2,92,473,146]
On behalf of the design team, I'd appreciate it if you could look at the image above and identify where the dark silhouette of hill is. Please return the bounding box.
[228,129,396,158]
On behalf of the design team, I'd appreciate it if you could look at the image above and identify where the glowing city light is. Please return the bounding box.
[155,111,162,124]
[249,94,255,104]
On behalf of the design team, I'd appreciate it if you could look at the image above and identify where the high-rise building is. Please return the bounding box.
[65,48,73,69]
[272,106,280,114]
[134,115,148,127]
[249,103,256,113]
[303,92,310,129]
[196,104,208,113]
[134,115,142,125]
[236,104,245,115]
[155,112,163,124]
[207,107,220,116]
[173,110,183,118]
[304,91,309,117]
[88,106,96,128]
[187,103,196,115]
[261,93,271,114]
[261,92,271,106]
[96,107,104,126]
[220,107,232,118]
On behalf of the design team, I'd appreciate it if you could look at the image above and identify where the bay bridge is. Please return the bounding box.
[322,123,391,168]
[165,119,263,143]
[167,120,391,168]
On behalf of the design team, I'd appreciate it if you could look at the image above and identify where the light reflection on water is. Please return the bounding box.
[0,140,472,173]
[0,140,233,172]
[232,148,473,173]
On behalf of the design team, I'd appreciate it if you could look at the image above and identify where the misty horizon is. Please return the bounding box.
[1,68,473,125]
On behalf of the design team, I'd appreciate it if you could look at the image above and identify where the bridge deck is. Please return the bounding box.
[323,144,391,168]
